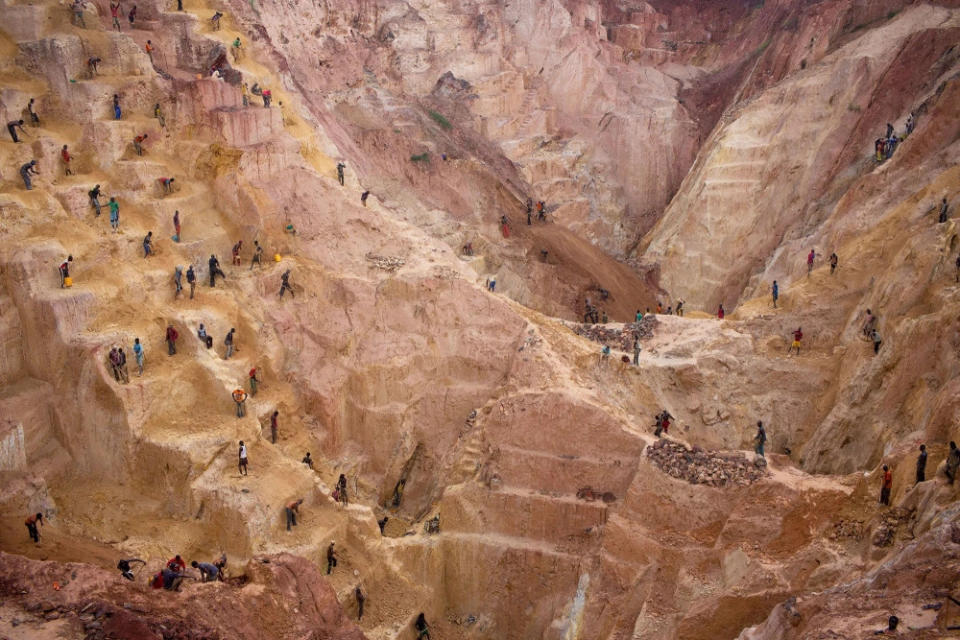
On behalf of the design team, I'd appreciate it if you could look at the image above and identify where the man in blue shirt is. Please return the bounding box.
[191,560,220,582]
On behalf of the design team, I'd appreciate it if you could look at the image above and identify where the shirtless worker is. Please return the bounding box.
[7,118,26,143]
[285,498,303,531]
[25,512,43,543]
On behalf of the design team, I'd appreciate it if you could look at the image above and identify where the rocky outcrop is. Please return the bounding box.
[739,503,960,639]
[0,552,365,640]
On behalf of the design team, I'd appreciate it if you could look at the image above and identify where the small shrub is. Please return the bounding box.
[847,103,861,112]
[428,110,452,130]
[410,152,430,163]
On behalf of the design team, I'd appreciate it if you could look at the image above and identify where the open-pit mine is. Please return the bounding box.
[2,0,960,638]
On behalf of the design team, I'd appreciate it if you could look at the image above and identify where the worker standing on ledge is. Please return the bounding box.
[754,421,767,457]
[879,464,892,506]
[788,327,802,355]
[209,254,226,286]
[326,541,337,574]
[355,585,365,620]
[916,444,927,484]
[165,323,179,355]
[279,269,295,298]
[238,440,248,476]
[224,327,236,359]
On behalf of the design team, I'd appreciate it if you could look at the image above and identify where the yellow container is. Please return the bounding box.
[274,254,281,262]
[63,276,73,288]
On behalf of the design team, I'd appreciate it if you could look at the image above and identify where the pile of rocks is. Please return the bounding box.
[365,253,405,271]
[645,439,767,487]
[571,316,658,350]
[871,507,914,547]
[829,519,865,541]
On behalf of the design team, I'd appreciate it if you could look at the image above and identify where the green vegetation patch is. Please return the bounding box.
[428,110,452,130]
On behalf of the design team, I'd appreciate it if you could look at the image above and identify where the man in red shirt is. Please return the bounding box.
[807,249,816,275]
[61,145,72,175]
[59,255,73,288]
[165,323,178,355]
[110,1,121,31]
[166,554,186,573]
[879,465,892,506]
[789,327,802,355]
[249,367,259,396]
